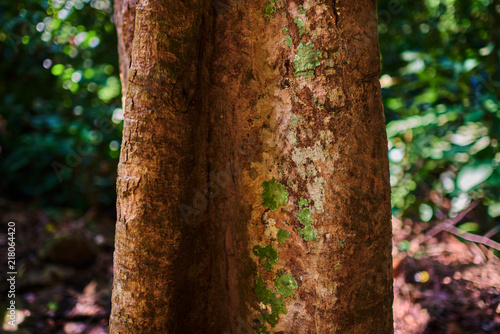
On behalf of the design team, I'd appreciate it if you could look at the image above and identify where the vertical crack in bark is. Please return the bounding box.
[198,13,212,207]
[224,231,232,333]
[332,0,340,27]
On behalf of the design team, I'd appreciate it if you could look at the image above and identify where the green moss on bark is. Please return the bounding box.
[274,273,298,297]
[255,276,287,330]
[263,0,277,18]
[277,229,290,243]
[261,177,288,211]
[293,17,309,36]
[293,42,322,78]
[253,244,279,271]
[297,197,318,241]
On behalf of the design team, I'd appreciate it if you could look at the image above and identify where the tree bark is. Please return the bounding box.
[111,0,393,333]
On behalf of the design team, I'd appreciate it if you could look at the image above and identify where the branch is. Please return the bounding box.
[440,224,500,252]
[424,199,481,240]
[416,199,500,254]
[484,225,500,239]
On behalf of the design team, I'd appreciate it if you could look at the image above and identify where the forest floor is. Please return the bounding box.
[1,199,499,334]
[392,216,500,334]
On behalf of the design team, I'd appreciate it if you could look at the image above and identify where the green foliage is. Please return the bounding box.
[274,273,298,297]
[456,164,493,192]
[457,222,480,234]
[293,41,322,78]
[379,0,500,246]
[254,276,287,328]
[276,228,290,243]
[298,5,308,14]
[284,36,292,47]
[261,177,288,211]
[0,0,121,210]
[253,244,279,271]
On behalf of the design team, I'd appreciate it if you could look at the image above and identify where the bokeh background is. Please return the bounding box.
[0,0,499,333]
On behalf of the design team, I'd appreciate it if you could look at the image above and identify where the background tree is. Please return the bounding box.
[110,0,393,333]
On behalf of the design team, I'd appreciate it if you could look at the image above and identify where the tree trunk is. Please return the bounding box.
[111,0,393,333]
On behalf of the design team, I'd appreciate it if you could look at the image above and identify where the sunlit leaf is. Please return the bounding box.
[456,164,493,191]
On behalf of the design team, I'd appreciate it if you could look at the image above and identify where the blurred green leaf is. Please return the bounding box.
[0,0,121,210]
[457,222,480,234]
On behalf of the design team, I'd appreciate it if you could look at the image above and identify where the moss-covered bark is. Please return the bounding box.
[111,0,393,333]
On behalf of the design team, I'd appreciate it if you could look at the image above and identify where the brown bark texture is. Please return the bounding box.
[111,0,393,333]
